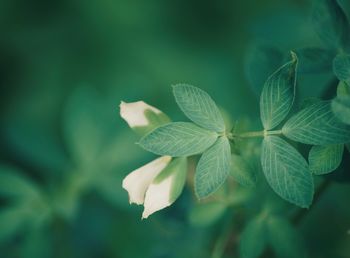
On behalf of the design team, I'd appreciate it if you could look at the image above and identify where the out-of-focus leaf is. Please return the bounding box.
[309,144,344,175]
[230,154,257,187]
[245,45,284,96]
[296,47,334,73]
[239,215,267,258]
[188,202,227,227]
[0,206,30,242]
[312,0,350,48]
[173,84,225,132]
[260,52,298,130]
[333,53,350,83]
[195,137,231,199]
[267,217,306,258]
[0,165,40,199]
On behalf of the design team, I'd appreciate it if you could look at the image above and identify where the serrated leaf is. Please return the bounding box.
[332,95,350,125]
[260,52,298,130]
[139,122,218,157]
[312,0,350,48]
[230,154,257,187]
[309,144,344,175]
[333,54,350,83]
[239,216,267,258]
[173,84,225,132]
[245,45,284,96]
[261,136,314,208]
[296,47,334,74]
[194,137,231,199]
[267,217,305,258]
[283,101,350,145]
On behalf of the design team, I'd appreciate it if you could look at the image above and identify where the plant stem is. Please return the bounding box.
[230,130,283,139]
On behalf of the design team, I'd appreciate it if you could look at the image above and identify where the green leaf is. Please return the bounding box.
[239,215,267,258]
[336,80,350,97]
[244,45,284,96]
[312,0,350,48]
[194,137,231,199]
[296,47,334,74]
[333,54,350,83]
[230,154,257,187]
[332,95,350,125]
[261,136,314,208]
[139,122,218,157]
[283,101,350,145]
[260,52,298,130]
[267,217,305,258]
[188,202,227,227]
[0,165,40,200]
[309,144,344,175]
[173,84,225,132]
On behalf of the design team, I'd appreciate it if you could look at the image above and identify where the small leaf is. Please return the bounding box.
[309,144,344,175]
[139,122,218,157]
[332,95,350,125]
[336,80,350,97]
[189,202,227,227]
[0,166,40,200]
[230,154,257,187]
[267,217,305,258]
[283,101,350,145]
[333,54,350,83]
[173,84,225,132]
[195,137,231,199]
[296,47,334,74]
[245,45,284,96]
[261,136,314,208]
[239,216,267,258]
[260,52,298,130]
[312,0,350,48]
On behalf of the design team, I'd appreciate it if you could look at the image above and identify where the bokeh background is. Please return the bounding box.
[1,0,350,257]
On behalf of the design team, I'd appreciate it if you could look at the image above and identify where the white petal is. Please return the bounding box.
[120,101,161,127]
[142,174,175,219]
[122,156,171,205]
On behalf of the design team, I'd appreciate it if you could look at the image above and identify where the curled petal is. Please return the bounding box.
[122,156,171,205]
[120,101,162,127]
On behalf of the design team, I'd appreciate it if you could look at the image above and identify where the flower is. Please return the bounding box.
[119,101,170,135]
[122,156,187,219]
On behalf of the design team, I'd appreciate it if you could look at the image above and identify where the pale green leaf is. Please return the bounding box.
[332,95,350,124]
[336,80,350,97]
[283,101,350,145]
[333,54,350,83]
[0,165,40,200]
[195,137,231,199]
[230,154,257,187]
[261,136,314,208]
[309,144,344,175]
[239,216,267,258]
[312,0,350,48]
[189,202,227,227]
[267,217,305,258]
[173,84,225,132]
[139,122,218,157]
[260,52,298,130]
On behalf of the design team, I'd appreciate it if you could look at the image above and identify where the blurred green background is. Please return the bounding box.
[1,0,350,257]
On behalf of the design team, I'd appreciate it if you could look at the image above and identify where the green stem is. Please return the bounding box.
[230,130,282,139]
